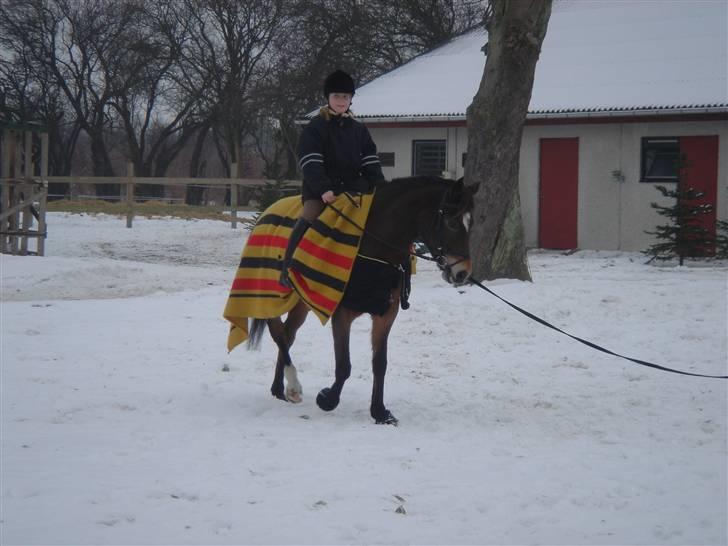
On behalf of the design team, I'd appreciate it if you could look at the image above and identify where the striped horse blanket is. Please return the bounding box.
[224,192,374,352]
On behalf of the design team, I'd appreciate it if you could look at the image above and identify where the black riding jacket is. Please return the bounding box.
[298,109,385,201]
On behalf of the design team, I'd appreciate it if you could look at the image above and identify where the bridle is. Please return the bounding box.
[430,186,470,280]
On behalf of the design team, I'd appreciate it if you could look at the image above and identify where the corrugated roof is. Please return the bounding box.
[345,0,728,120]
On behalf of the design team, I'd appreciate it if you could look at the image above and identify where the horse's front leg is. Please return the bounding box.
[370,288,401,425]
[316,308,359,412]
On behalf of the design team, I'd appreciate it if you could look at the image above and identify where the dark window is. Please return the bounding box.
[641,137,679,182]
[462,152,467,166]
[412,140,446,176]
[379,152,395,167]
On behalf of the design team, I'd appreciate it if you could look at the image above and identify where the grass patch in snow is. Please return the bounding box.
[47,199,257,224]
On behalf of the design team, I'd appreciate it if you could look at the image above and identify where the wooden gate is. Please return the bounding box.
[0,124,49,256]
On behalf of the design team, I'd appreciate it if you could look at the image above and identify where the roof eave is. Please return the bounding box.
[299,105,728,124]
[527,105,728,119]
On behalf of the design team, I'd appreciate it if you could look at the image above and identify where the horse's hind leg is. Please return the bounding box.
[268,302,309,403]
[370,289,401,425]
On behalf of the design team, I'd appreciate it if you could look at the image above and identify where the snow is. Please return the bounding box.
[2,212,726,545]
[352,0,728,118]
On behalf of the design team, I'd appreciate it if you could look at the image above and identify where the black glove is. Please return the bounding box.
[350,176,373,193]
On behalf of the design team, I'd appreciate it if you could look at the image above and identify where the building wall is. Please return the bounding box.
[367,118,728,251]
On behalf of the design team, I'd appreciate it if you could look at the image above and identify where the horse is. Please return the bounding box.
[246,176,474,425]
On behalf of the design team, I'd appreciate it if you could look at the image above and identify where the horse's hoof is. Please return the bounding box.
[316,388,339,412]
[286,388,303,404]
[271,388,286,401]
[374,410,398,426]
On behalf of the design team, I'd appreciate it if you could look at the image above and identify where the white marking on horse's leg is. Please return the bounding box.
[284,365,303,403]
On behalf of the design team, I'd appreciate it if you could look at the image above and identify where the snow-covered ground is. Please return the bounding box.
[1,212,726,546]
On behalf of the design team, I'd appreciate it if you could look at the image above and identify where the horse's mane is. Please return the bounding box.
[377,175,455,200]
[378,176,471,214]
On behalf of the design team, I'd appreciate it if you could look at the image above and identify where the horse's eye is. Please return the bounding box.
[445,216,461,231]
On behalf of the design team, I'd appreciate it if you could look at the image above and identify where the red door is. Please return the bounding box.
[680,136,719,252]
[539,138,579,249]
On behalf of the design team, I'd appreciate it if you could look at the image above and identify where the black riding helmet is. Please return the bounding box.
[323,70,355,97]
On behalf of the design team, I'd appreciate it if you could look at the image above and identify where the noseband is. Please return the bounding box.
[431,187,470,276]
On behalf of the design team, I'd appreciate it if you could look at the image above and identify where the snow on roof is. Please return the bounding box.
[348,0,728,119]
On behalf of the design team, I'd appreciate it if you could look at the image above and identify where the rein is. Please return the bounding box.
[468,277,728,380]
[325,200,442,265]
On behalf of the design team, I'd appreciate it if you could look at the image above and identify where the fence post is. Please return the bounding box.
[20,130,34,255]
[126,162,134,228]
[10,130,21,254]
[38,132,48,256]
[1,129,10,254]
[230,162,238,229]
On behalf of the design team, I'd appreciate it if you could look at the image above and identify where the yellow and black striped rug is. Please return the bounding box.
[223,193,374,352]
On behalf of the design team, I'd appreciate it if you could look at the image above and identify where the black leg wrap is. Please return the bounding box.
[374,409,398,426]
[271,384,286,401]
[316,387,339,412]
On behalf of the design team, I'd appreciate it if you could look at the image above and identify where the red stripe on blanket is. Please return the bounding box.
[247,234,288,248]
[292,271,337,314]
[298,238,353,270]
[231,278,291,293]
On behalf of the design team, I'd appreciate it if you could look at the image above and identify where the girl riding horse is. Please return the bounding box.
[279,69,385,287]
[241,176,473,425]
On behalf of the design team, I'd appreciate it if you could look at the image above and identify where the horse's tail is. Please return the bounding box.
[247,319,268,351]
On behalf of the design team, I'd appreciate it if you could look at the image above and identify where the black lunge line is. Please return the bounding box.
[468,278,727,380]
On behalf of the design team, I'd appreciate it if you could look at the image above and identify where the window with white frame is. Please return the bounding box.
[641,137,680,182]
[412,140,446,176]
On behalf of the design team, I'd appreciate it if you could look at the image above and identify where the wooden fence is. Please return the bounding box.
[46,163,300,229]
[1,137,301,255]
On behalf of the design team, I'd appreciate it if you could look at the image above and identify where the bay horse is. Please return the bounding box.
[247,176,473,425]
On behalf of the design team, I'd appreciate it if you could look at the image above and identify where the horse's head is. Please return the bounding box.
[420,178,474,287]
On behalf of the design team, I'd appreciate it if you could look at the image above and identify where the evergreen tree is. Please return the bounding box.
[644,159,714,265]
[715,220,728,259]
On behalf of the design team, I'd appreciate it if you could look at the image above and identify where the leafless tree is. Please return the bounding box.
[366,0,484,73]
[465,0,552,281]
[105,0,202,182]
[182,0,284,174]
[0,50,82,183]
[1,0,129,200]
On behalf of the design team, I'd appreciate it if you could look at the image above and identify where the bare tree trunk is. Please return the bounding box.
[90,130,118,198]
[464,0,552,281]
[186,124,210,205]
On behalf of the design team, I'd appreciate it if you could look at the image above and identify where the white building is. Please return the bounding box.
[345,0,727,251]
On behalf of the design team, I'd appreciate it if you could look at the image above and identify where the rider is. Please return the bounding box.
[279,69,386,287]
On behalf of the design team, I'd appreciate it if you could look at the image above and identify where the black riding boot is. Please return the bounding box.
[279,218,311,288]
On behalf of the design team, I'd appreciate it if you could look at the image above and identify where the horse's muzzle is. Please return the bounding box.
[439,256,471,287]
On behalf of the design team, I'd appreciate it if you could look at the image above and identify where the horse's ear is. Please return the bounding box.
[456,177,478,195]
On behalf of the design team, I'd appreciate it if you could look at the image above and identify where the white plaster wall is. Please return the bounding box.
[367,119,728,251]
[367,126,449,180]
[520,123,623,250]
[617,121,728,251]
